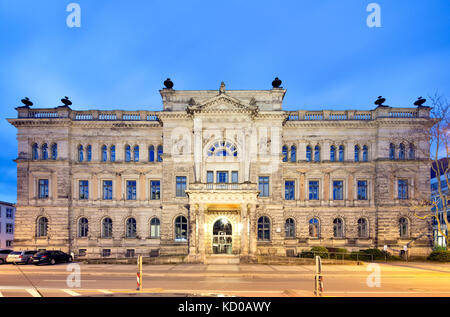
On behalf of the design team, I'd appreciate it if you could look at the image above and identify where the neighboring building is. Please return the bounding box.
[431,158,449,248]
[7,80,433,262]
[0,201,15,249]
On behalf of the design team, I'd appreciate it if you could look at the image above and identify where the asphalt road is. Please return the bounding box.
[0,262,449,297]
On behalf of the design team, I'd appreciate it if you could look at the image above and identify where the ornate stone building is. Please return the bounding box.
[8,81,433,262]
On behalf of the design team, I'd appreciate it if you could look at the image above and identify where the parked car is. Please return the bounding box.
[0,249,13,264]
[31,250,73,265]
[6,250,37,264]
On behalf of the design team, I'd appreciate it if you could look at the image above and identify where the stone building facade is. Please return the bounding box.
[8,82,433,262]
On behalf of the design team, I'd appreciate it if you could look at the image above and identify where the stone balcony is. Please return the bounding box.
[186,183,259,207]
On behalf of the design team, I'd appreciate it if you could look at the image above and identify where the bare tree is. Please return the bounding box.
[413,94,450,250]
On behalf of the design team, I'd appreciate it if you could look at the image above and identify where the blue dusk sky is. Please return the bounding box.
[0,1,449,203]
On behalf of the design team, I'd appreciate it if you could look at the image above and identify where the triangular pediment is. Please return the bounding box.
[187,93,258,115]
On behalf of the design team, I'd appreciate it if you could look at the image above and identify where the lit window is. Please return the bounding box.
[174,216,188,241]
[150,218,160,238]
[309,218,319,238]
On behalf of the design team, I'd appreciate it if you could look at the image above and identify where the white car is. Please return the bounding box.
[6,251,37,264]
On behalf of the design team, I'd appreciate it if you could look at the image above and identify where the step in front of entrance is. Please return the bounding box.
[205,255,240,265]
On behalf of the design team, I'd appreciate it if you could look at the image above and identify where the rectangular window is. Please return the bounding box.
[207,171,214,183]
[150,180,161,200]
[102,249,111,257]
[38,179,49,199]
[6,208,13,219]
[259,177,270,197]
[176,176,187,197]
[6,240,12,247]
[126,249,135,258]
[78,249,87,257]
[217,171,228,183]
[79,180,89,200]
[285,180,295,200]
[333,181,343,200]
[398,179,408,200]
[357,180,368,200]
[103,180,113,200]
[309,181,319,200]
[6,223,13,234]
[231,171,239,183]
[126,180,137,200]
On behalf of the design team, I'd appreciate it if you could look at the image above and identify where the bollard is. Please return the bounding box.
[314,256,323,297]
[136,255,143,291]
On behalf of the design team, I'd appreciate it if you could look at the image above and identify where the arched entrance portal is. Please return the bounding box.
[212,218,232,254]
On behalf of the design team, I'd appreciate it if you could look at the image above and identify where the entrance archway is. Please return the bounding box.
[212,218,232,254]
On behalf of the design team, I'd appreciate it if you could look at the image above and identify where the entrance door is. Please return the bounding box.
[212,218,232,254]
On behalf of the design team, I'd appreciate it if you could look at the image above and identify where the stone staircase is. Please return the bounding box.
[205,254,240,264]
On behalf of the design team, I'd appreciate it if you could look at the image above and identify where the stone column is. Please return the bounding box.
[193,118,203,182]
[324,172,330,202]
[299,172,306,201]
[248,204,257,256]
[188,204,198,257]
[197,204,206,261]
[240,204,249,256]
[348,172,354,203]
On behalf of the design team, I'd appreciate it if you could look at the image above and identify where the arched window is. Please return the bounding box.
[389,143,395,160]
[78,145,84,162]
[102,218,113,238]
[150,218,160,238]
[125,145,131,162]
[285,218,295,238]
[357,218,368,238]
[330,145,336,162]
[408,144,415,160]
[78,218,89,237]
[37,217,48,237]
[399,144,406,160]
[207,141,236,157]
[354,145,360,162]
[339,145,345,162]
[149,145,155,162]
[282,145,288,162]
[290,146,296,162]
[309,218,320,238]
[157,145,163,162]
[333,218,344,238]
[399,217,409,238]
[32,143,39,160]
[314,145,320,162]
[133,145,139,162]
[126,218,137,238]
[41,143,48,160]
[257,216,271,241]
[102,145,107,162]
[306,146,312,162]
[174,216,188,241]
[110,145,116,162]
[86,145,92,162]
[362,145,368,162]
[51,144,57,160]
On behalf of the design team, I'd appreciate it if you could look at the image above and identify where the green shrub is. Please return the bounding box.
[427,250,450,262]
[299,246,329,259]
[326,247,349,259]
[349,248,391,261]
[433,246,448,252]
